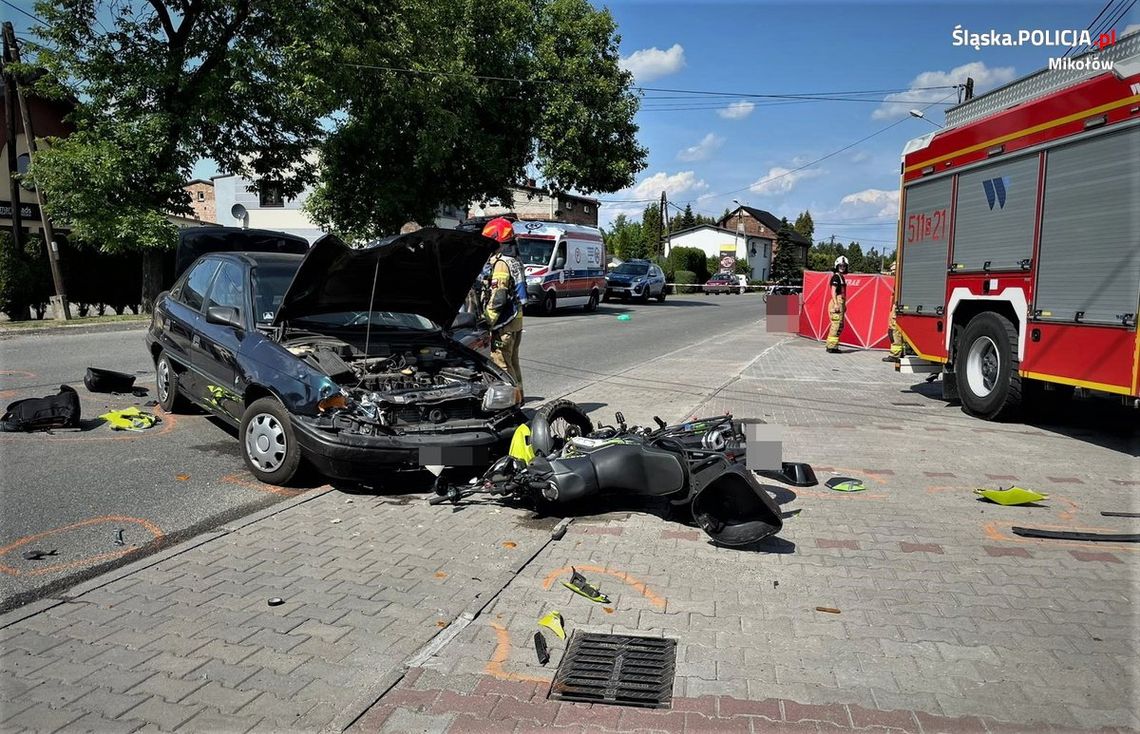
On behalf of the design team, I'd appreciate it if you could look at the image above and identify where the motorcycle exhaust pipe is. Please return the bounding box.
[690,464,783,546]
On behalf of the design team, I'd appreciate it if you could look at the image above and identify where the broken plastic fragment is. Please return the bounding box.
[617,314,631,321]
[826,477,866,492]
[974,487,1048,506]
[815,607,841,614]
[267,597,284,606]
[22,549,56,561]
[562,567,610,604]
[538,610,566,640]
[534,631,550,665]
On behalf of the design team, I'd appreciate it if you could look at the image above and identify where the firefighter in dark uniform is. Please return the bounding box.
[826,255,848,353]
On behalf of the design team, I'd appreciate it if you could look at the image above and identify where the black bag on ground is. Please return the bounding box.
[1,385,82,432]
[84,367,136,393]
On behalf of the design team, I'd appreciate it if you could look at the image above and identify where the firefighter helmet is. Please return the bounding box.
[834,255,849,270]
[481,217,516,245]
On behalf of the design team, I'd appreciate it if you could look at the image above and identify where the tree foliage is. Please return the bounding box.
[793,211,814,243]
[770,218,803,284]
[603,214,647,261]
[808,239,892,273]
[28,0,323,252]
[304,0,647,238]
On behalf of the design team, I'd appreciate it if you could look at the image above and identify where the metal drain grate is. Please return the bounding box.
[548,632,676,708]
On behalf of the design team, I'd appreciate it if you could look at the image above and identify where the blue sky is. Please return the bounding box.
[6,0,1138,250]
[602,0,1139,250]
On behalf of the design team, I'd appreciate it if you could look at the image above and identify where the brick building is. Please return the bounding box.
[469,181,599,226]
[183,179,216,222]
[717,205,811,267]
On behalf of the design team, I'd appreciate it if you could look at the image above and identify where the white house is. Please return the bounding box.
[663,224,772,281]
[212,173,465,243]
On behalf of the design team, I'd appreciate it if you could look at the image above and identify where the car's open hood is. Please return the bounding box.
[274,228,497,328]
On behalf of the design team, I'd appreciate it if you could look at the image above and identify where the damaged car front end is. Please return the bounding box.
[148,227,528,486]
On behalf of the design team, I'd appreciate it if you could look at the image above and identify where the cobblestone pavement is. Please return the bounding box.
[2,323,1137,733]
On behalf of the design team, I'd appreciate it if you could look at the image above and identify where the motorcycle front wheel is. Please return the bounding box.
[534,399,594,450]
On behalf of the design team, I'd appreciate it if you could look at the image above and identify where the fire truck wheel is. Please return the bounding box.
[956,312,1022,421]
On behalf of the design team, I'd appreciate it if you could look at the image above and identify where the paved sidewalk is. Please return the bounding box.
[2,323,1136,733]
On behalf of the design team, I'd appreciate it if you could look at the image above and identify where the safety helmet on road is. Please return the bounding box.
[481,217,516,245]
[834,255,849,270]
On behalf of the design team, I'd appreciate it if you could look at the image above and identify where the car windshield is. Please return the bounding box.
[516,237,556,267]
[290,312,438,331]
[614,263,649,276]
[251,262,301,324]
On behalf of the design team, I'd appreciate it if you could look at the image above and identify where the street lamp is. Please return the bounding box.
[732,199,745,274]
[909,109,943,128]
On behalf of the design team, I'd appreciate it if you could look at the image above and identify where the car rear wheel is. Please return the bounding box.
[241,397,302,485]
[656,287,666,302]
[584,290,599,312]
[155,352,191,413]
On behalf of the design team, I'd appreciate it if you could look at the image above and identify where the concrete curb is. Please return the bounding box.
[0,485,335,631]
[0,320,149,339]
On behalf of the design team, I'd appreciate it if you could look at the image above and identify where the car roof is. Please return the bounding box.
[204,251,305,268]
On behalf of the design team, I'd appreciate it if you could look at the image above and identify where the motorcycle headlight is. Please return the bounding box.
[482,383,521,411]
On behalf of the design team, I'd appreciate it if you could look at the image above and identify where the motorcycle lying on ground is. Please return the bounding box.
[429,409,787,546]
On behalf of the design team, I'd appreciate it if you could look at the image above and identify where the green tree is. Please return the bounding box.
[770,218,803,284]
[845,242,865,273]
[793,211,815,243]
[304,0,647,238]
[604,214,647,260]
[29,0,324,310]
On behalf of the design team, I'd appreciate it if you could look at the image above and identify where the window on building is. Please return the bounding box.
[565,201,575,211]
[764,243,771,258]
[259,182,285,208]
[197,191,205,201]
[584,204,591,213]
[16,153,34,190]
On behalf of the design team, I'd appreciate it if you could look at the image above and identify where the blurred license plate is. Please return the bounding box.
[419,445,489,466]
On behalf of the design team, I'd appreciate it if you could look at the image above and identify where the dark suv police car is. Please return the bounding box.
[605,260,667,303]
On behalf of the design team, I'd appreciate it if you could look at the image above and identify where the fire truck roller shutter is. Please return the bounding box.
[953,155,1040,272]
[898,177,953,315]
[1035,125,1140,326]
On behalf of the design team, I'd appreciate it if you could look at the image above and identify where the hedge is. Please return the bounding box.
[674,270,699,294]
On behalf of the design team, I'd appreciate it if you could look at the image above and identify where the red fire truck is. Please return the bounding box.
[894,34,1140,420]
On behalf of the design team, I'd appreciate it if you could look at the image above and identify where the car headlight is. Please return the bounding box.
[482,383,521,411]
[527,276,543,285]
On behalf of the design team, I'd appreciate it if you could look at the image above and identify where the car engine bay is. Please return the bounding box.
[282,336,517,435]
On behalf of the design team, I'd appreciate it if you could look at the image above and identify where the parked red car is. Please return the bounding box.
[703,273,738,295]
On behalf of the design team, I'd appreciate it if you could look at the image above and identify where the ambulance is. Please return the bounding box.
[512,221,608,315]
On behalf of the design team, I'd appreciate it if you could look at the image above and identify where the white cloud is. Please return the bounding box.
[717,101,755,120]
[749,166,822,196]
[838,188,900,218]
[631,170,708,199]
[619,44,685,83]
[850,151,872,164]
[872,62,1016,120]
[677,133,725,162]
[1124,24,1140,36]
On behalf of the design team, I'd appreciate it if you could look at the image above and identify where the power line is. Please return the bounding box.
[1,0,48,28]
[1064,0,1117,56]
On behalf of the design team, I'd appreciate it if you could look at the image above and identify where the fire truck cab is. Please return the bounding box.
[894,33,1140,420]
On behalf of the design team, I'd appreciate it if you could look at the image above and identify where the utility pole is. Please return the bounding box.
[3,22,69,320]
[2,29,22,251]
[658,191,669,259]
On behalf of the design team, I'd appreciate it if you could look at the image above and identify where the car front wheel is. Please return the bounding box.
[240,397,302,485]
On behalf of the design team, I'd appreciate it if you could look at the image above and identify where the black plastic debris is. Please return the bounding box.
[1101,512,1140,519]
[534,631,550,665]
[549,632,676,709]
[84,368,136,394]
[1,385,80,432]
[113,529,125,547]
[758,461,818,487]
[1011,527,1139,543]
[22,549,57,561]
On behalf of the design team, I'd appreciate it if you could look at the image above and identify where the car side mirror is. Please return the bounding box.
[554,257,565,269]
[452,311,477,330]
[206,306,243,330]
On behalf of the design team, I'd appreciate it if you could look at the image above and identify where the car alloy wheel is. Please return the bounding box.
[156,358,170,403]
[245,412,288,473]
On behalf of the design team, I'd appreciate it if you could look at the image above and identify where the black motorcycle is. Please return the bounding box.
[430,410,786,546]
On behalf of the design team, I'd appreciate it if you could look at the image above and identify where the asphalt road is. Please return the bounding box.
[0,293,765,610]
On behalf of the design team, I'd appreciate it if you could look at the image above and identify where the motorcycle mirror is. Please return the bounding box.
[615,411,626,428]
[654,416,666,429]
